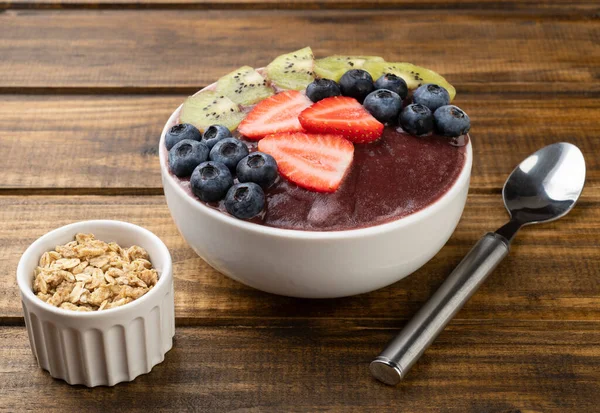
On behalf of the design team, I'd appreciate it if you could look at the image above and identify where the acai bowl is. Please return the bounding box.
[159,48,472,298]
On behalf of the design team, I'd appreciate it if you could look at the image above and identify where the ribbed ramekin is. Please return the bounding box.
[17,220,175,387]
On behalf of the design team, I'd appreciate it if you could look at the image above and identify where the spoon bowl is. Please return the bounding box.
[503,142,586,226]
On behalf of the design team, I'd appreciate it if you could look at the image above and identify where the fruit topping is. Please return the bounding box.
[338,69,374,104]
[374,74,408,100]
[216,66,275,106]
[362,61,456,100]
[413,84,450,112]
[168,139,209,177]
[306,78,341,103]
[258,132,354,193]
[165,123,202,151]
[236,152,279,188]
[237,90,312,140]
[180,91,245,132]
[363,89,402,124]
[266,47,315,91]
[224,182,266,220]
[433,105,471,137]
[399,103,434,136]
[298,96,384,143]
[191,161,234,202]
[201,124,232,149]
[209,137,250,173]
[314,55,384,82]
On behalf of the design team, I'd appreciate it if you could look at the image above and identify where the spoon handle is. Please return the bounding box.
[370,232,510,385]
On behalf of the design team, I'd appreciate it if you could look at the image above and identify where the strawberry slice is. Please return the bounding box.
[258,132,354,193]
[298,96,384,143]
[237,90,312,140]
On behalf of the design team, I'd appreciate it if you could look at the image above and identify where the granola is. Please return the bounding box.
[33,233,159,311]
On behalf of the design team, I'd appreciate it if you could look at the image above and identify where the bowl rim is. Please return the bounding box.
[159,95,473,241]
[16,220,173,319]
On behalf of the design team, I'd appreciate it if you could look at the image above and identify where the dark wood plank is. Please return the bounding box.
[3,0,599,13]
[1,193,598,322]
[1,321,599,411]
[0,10,598,89]
[0,95,181,189]
[1,94,598,190]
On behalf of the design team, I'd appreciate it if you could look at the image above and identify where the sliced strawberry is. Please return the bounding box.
[258,132,354,193]
[237,90,312,140]
[298,96,384,143]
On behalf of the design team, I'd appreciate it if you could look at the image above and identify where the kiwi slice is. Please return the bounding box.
[362,61,456,100]
[179,91,246,132]
[266,47,315,91]
[216,66,275,106]
[314,55,384,81]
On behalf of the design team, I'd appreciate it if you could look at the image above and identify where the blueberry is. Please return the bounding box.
[168,139,209,177]
[363,89,402,124]
[202,125,232,150]
[236,152,278,188]
[191,161,234,202]
[434,105,471,137]
[339,69,374,103]
[306,79,341,103]
[165,123,201,150]
[374,73,408,100]
[209,138,249,173]
[224,183,265,220]
[413,84,450,112]
[399,104,434,136]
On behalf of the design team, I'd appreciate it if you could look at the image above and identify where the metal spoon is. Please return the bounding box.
[370,142,586,385]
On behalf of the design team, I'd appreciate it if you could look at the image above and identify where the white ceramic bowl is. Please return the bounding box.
[17,220,175,387]
[160,95,472,299]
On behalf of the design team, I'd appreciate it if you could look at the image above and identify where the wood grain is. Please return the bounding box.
[3,0,599,13]
[1,194,598,322]
[1,10,599,89]
[1,321,599,412]
[0,95,179,189]
[2,94,598,190]
[1,0,599,408]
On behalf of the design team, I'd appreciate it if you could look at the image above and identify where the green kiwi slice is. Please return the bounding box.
[179,91,246,132]
[362,61,456,100]
[216,66,275,106]
[314,55,384,81]
[266,47,315,91]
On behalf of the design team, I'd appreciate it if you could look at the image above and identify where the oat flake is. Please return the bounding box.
[32,233,159,311]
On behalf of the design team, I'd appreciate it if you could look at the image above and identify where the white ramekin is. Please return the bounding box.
[16,220,175,387]
[160,84,472,298]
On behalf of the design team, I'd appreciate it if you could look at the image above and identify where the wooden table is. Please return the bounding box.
[1,1,599,411]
